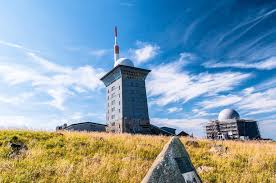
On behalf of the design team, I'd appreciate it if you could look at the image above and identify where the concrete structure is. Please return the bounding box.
[100,27,152,134]
[160,127,176,134]
[150,125,176,135]
[177,131,190,137]
[206,109,261,140]
[56,122,106,132]
[142,136,202,183]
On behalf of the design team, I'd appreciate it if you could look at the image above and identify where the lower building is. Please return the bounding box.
[206,109,261,140]
[160,127,176,134]
[56,122,106,132]
[177,131,190,137]
[56,122,177,136]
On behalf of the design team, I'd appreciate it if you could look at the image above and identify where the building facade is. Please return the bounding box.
[101,62,151,133]
[206,109,261,140]
[56,122,106,132]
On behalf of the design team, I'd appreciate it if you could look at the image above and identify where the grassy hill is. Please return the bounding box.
[0,130,275,183]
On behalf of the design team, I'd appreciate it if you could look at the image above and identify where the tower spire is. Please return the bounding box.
[114,26,120,65]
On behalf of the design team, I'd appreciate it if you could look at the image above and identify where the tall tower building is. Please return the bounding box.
[100,27,151,133]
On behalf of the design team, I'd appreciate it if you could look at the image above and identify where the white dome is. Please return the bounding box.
[114,58,134,67]
[218,109,240,121]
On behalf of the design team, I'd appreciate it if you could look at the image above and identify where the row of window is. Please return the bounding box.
[107,93,120,100]
[108,109,121,120]
[108,86,120,93]
[107,107,121,113]
[122,71,144,77]
[107,100,121,107]
[128,90,145,95]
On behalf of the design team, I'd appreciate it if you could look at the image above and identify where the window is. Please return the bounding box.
[112,107,115,112]
[111,115,115,119]
[118,109,121,113]
[111,100,115,105]
[119,86,120,90]
[119,101,120,105]
[111,93,115,98]
[111,86,115,91]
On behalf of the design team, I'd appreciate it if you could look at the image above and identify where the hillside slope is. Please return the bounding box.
[0,130,275,183]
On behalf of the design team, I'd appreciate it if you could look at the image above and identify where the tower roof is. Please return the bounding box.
[218,109,240,121]
[114,57,134,67]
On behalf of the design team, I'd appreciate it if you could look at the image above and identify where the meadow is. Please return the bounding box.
[0,130,275,183]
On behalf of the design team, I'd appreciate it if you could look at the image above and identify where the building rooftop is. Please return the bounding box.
[114,57,134,67]
[218,109,240,121]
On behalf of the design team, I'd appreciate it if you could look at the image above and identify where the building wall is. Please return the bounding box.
[237,121,261,139]
[106,77,123,133]
[101,65,151,134]
[206,119,261,140]
[64,123,106,132]
[160,127,176,134]
[121,73,150,132]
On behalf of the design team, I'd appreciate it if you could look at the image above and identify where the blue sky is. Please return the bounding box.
[0,0,275,139]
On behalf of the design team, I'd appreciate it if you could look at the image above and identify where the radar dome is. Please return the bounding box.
[218,109,240,121]
[114,58,134,67]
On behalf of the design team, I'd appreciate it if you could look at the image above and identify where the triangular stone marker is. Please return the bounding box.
[142,136,202,183]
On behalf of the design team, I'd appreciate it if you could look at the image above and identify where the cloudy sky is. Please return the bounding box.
[0,0,275,139]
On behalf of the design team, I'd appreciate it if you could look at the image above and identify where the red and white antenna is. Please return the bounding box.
[114,26,120,64]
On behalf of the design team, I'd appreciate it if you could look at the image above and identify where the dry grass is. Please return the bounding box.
[0,130,275,183]
[181,138,276,183]
[0,130,168,183]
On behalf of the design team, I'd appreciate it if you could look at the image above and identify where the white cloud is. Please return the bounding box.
[0,41,105,110]
[0,40,24,49]
[193,86,276,118]
[27,52,71,73]
[89,49,111,58]
[256,77,276,91]
[203,56,276,70]
[0,92,33,105]
[258,119,276,139]
[0,115,30,129]
[177,52,197,63]
[151,117,206,136]
[0,63,104,110]
[47,87,73,110]
[0,40,40,55]
[0,64,43,85]
[192,109,216,117]
[167,107,182,113]
[70,112,83,120]
[198,94,242,109]
[0,115,69,130]
[129,41,160,64]
[147,58,251,106]
[238,87,276,116]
